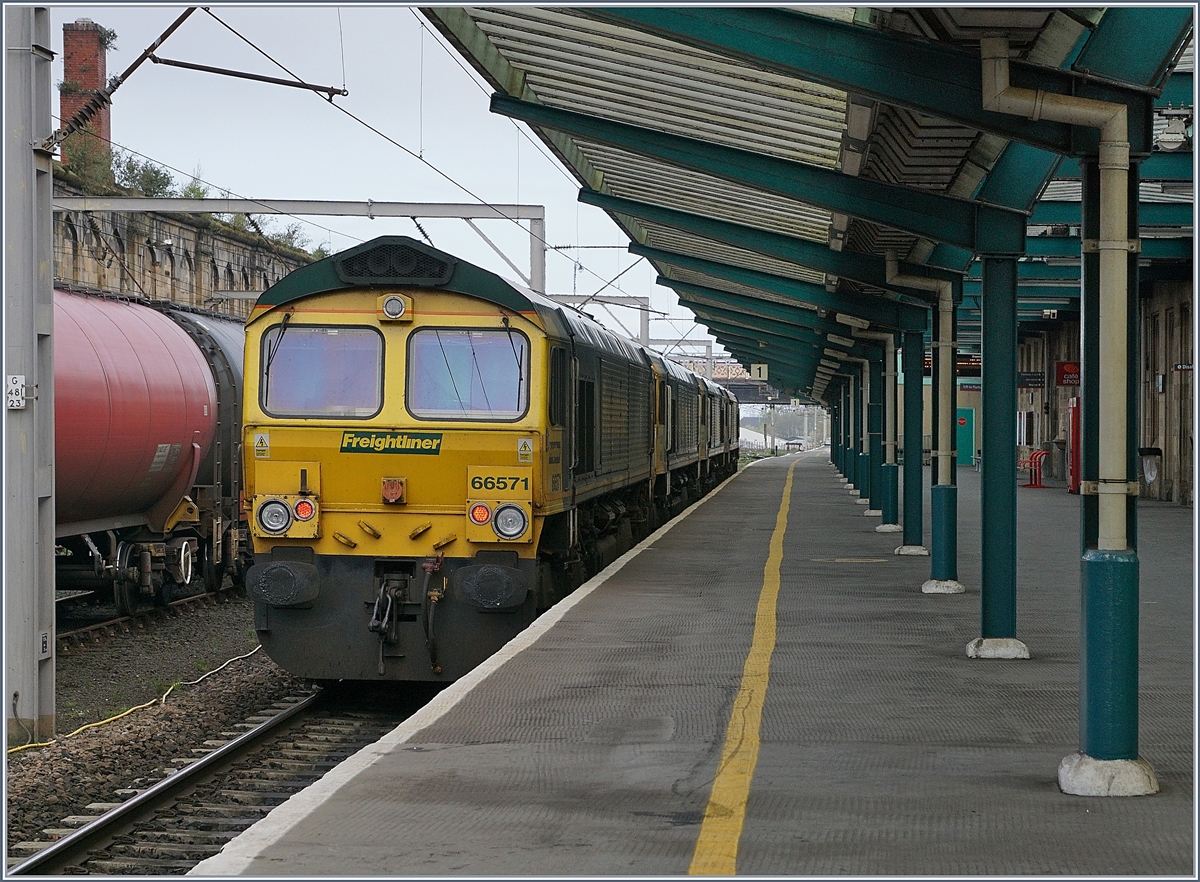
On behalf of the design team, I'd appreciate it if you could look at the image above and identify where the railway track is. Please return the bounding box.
[56,588,237,655]
[8,685,425,875]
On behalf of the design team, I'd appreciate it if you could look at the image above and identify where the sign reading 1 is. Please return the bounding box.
[750,363,769,381]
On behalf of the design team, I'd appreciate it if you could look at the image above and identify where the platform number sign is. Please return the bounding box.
[791,398,802,407]
[750,363,768,381]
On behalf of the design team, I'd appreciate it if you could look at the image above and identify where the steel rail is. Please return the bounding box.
[8,690,324,875]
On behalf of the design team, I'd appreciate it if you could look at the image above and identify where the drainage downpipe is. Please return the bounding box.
[886,253,962,593]
[858,331,901,531]
[981,37,1154,796]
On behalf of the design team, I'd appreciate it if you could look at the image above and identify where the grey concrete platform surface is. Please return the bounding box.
[193,452,1194,876]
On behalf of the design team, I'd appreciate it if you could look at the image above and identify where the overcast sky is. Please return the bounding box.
[47,4,723,357]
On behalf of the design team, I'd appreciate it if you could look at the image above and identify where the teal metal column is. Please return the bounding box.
[982,257,1017,635]
[968,257,1028,658]
[899,330,926,552]
[867,356,884,510]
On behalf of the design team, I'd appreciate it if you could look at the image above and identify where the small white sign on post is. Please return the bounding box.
[750,363,768,381]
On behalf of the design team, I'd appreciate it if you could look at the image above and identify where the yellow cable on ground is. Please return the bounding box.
[689,459,796,875]
[7,645,261,755]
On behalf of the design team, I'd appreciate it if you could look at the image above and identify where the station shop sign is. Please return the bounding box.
[1055,361,1080,386]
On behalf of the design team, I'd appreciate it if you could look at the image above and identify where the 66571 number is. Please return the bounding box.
[470,475,529,491]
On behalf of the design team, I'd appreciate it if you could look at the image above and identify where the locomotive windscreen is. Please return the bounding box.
[261,324,383,418]
[407,328,528,420]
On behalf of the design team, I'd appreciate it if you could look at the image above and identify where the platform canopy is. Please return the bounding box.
[423,7,1193,397]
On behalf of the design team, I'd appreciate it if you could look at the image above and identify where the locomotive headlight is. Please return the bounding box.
[293,498,316,521]
[381,295,406,319]
[469,503,492,525]
[492,503,528,540]
[257,499,293,534]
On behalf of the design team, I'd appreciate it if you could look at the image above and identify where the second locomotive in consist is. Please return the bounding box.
[243,236,738,681]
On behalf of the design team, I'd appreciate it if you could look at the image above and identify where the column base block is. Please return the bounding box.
[966,637,1030,659]
[855,497,869,505]
[848,489,861,497]
[895,545,929,556]
[864,509,882,516]
[1058,751,1160,797]
[875,523,902,533]
[922,578,965,594]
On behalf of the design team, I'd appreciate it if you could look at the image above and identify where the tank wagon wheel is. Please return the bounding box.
[113,541,139,617]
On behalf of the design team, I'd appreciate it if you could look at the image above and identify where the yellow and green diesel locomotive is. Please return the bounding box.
[242,236,738,681]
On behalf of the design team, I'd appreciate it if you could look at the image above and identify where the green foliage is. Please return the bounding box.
[98,26,118,51]
[271,222,310,251]
[310,242,332,260]
[179,167,210,200]
[113,149,177,197]
[57,79,84,94]
[62,126,114,190]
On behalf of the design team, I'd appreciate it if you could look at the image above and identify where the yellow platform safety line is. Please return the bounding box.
[689,458,796,876]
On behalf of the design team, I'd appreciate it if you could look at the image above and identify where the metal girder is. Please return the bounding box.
[966,262,1082,281]
[492,94,1027,254]
[1024,236,1193,259]
[1055,152,1193,181]
[975,142,1063,210]
[1158,71,1193,107]
[962,281,1080,299]
[1071,7,1194,90]
[684,299,881,361]
[1030,201,1193,226]
[694,316,829,363]
[580,7,1160,155]
[630,243,928,330]
[683,301,837,351]
[667,279,854,337]
[579,188,959,300]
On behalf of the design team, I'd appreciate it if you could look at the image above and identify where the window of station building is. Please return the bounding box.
[407,328,529,420]
[549,347,569,427]
[261,324,383,418]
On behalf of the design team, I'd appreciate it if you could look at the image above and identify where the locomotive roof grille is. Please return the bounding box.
[335,242,454,287]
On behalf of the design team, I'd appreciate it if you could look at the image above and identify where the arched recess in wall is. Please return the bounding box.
[63,217,81,284]
[166,250,177,303]
[181,251,194,306]
[112,230,127,290]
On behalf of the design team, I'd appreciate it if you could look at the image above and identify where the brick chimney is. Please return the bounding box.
[60,18,110,166]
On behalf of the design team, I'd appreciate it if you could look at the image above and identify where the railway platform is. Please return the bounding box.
[193,451,1193,876]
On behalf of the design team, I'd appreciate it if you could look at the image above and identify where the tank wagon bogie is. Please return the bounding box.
[54,288,248,614]
[242,236,737,682]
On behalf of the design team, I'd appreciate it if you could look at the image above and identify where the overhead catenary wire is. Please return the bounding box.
[199,7,641,303]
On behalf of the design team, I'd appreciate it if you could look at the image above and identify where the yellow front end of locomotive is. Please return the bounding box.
[241,286,557,564]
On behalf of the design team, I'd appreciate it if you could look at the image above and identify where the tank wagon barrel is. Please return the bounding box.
[241,236,739,683]
[53,288,248,613]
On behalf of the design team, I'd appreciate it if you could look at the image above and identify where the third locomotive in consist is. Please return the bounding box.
[243,236,738,681]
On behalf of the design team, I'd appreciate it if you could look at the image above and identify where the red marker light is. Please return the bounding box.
[469,503,492,525]
[294,498,316,521]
